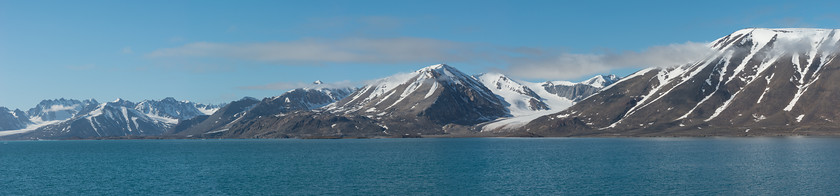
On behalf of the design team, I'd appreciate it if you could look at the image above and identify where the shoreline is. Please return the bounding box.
[3,132,840,141]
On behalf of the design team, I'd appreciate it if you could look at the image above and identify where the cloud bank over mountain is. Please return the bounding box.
[148,39,712,80]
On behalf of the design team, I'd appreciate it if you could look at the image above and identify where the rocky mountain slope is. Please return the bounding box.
[202,64,516,138]
[328,64,509,133]
[174,84,355,138]
[524,28,840,136]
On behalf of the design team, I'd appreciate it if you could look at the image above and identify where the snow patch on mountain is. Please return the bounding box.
[479,74,619,132]
[475,73,549,116]
[331,64,501,114]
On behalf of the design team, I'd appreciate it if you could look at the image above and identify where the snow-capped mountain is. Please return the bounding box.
[179,64,621,138]
[2,97,220,139]
[26,98,98,123]
[525,28,840,136]
[476,73,621,116]
[329,64,508,129]
[540,75,620,102]
[0,107,31,131]
[211,65,511,138]
[134,97,219,120]
[0,98,100,136]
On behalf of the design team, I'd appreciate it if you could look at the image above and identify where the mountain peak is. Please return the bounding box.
[240,97,259,102]
[581,74,620,88]
[413,64,474,82]
[162,97,178,102]
[416,64,455,73]
[313,80,323,85]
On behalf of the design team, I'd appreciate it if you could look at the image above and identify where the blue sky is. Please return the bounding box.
[2,0,839,109]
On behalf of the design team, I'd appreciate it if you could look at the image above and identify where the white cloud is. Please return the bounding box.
[147,37,474,64]
[44,104,79,112]
[148,38,713,80]
[503,42,713,79]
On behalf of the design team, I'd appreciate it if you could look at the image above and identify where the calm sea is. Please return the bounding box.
[1,137,839,195]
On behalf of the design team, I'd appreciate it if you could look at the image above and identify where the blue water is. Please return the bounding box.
[1,137,839,195]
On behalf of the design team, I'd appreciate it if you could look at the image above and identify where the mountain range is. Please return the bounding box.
[3,28,836,139]
[0,64,613,139]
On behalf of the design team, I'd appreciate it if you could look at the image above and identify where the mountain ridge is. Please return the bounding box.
[522,28,840,136]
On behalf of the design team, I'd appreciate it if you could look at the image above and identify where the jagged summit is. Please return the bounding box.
[161,97,178,102]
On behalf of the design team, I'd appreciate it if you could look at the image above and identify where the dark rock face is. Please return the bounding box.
[421,83,508,125]
[173,97,260,137]
[170,115,209,134]
[523,28,840,136]
[215,111,385,138]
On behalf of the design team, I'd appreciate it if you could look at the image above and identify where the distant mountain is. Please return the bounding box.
[540,75,620,102]
[26,98,98,123]
[135,97,217,120]
[0,107,31,131]
[475,73,549,116]
[3,98,219,139]
[172,97,260,137]
[174,84,355,137]
[524,28,840,136]
[476,73,619,132]
[475,73,620,116]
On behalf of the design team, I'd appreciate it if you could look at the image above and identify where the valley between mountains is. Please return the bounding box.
[3,28,840,139]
